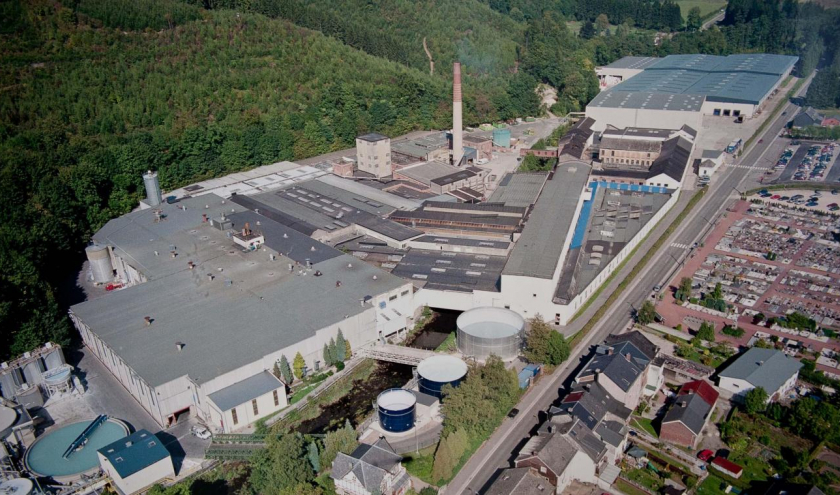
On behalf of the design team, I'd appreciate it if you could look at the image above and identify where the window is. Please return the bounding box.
[252,399,259,416]
[389,295,398,301]
[733,110,741,117]
[723,109,731,117]
[401,290,409,297]
[273,390,280,407]
[713,109,721,116]
[232,408,239,425]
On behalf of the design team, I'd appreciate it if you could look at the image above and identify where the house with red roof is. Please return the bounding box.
[823,117,840,127]
[659,380,719,448]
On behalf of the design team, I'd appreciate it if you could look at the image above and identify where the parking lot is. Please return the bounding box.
[769,140,840,183]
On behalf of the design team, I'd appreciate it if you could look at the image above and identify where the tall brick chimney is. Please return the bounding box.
[452,62,464,166]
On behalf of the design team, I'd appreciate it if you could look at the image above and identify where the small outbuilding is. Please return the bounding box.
[97,430,174,495]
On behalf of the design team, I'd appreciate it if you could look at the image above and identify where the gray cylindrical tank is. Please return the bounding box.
[417,355,468,400]
[85,245,113,284]
[0,374,15,400]
[143,170,162,206]
[15,385,43,410]
[377,389,416,433]
[456,307,524,361]
[22,361,43,387]
[44,347,66,370]
[0,478,34,495]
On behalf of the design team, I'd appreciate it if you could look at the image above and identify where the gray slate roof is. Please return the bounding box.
[719,347,802,393]
[207,370,283,411]
[662,392,712,435]
[485,467,551,495]
[98,430,170,479]
[516,432,580,476]
[331,438,401,492]
[604,331,658,363]
[503,162,591,279]
[357,133,389,143]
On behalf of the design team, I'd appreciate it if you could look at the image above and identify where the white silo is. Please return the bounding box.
[143,170,162,206]
[85,245,113,284]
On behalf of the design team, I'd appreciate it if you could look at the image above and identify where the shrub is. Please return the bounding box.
[722,325,745,338]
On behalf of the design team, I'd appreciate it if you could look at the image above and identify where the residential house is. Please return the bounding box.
[660,380,719,448]
[514,429,600,494]
[331,438,411,495]
[791,107,825,129]
[717,348,802,403]
[485,467,554,495]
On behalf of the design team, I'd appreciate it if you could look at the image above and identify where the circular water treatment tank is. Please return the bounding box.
[377,389,416,433]
[416,355,468,399]
[456,307,524,361]
[25,418,128,481]
[0,478,34,495]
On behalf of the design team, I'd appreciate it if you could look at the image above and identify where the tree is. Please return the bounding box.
[712,282,723,300]
[336,330,346,363]
[293,352,306,380]
[307,441,320,473]
[744,387,769,414]
[686,7,703,31]
[345,338,352,359]
[320,419,358,468]
[697,321,716,342]
[595,14,610,34]
[273,361,282,380]
[524,315,552,364]
[323,343,333,367]
[279,355,293,385]
[249,433,314,494]
[432,429,467,483]
[328,337,338,365]
[676,277,693,302]
[579,20,596,39]
[637,300,657,325]
[546,331,571,365]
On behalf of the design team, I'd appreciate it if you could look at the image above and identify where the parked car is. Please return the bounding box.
[191,425,212,440]
[698,449,715,462]
[508,408,520,418]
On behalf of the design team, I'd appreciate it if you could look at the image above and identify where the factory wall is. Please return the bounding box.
[207,385,285,433]
[586,107,703,132]
[595,67,646,91]
[98,453,175,495]
[72,281,416,430]
[700,100,757,119]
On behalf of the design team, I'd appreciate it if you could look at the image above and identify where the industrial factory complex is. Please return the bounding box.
[59,52,797,442]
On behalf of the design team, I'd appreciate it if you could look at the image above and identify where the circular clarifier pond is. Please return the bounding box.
[25,418,128,480]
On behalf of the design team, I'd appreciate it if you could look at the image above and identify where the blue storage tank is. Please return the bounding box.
[417,355,468,400]
[377,389,416,433]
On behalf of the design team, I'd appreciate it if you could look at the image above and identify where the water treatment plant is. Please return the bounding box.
[417,355,469,399]
[456,307,525,361]
[376,389,417,433]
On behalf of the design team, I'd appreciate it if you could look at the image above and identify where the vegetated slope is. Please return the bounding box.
[0,0,542,360]
[192,0,525,78]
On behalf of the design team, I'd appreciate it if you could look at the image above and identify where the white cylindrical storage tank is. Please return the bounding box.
[143,170,162,206]
[0,479,34,495]
[85,245,113,285]
[43,347,66,370]
[456,307,524,361]
[0,406,18,440]
[417,355,468,400]
[377,389,416,433]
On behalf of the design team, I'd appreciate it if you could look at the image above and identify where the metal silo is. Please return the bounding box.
[377,389,416,433]
[43,346,66,370]
[417,355,468,400]
[456,307,524,361]
[143,170,162,206]
[85,245,114,284]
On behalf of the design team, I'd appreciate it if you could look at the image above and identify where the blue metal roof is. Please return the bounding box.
[98,430,170,479]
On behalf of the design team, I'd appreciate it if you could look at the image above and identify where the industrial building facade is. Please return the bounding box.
[71,193,415,432]
[589,54,798,131]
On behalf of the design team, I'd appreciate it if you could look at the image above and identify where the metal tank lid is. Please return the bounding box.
[417,355,468,383]
[377,389,416,410]
[457,307,524,339]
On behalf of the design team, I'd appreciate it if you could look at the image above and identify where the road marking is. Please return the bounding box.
[670,242,689,249]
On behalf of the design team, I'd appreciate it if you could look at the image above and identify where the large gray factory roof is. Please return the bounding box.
[503,162,591,279]
[398,161,471,186]
[391,249,505,292]
[93,194,250,281]
[592,53,798,108]
[488,173,548,207]
[601,56,660,70]
[410,235,511,250]
[72,216,406,387]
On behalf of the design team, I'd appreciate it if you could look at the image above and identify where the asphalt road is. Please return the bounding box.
[444,75,813,495]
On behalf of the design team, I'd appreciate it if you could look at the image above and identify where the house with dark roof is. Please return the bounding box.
[576,331,660,410]
[485,467,553,495]
[718,348,802,403]
[593,132,695,190]
[791,107,825,129]
[97,430,174,495]
[331,438,411,495]
[514,429,600,494]
[660,380,719,448]
[763,481,826,495]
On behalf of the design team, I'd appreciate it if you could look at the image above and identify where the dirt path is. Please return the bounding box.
[422,37,434,76]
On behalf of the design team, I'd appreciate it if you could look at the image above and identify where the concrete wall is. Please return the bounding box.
[555,451,597,494]
[700,101,757,119]
[207,384,285,432]
[660,421,697,448]
[586,107,703,133]
[595,68,646,91]
[98,454,175,495]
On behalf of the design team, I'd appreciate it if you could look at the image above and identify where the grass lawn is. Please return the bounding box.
[616,478,653,495]
[730,453,773,486]
[633,416,659,438]
[435,332,457,352]
[819,108,840,118]
[403,445,436,482]
[628,467,664,491]
[697,474,730,495]
[676,0,726,20]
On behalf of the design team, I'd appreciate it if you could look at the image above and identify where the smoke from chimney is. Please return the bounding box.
[452,62,464,166]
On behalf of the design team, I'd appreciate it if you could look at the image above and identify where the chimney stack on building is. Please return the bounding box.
[143,170,162,207]
[452,62,464,166]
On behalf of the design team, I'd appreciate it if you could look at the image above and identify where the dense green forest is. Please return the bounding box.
[1,0,839,364]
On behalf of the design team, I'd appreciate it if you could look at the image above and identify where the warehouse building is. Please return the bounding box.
[71,193,415,432]
[587,53,798,131]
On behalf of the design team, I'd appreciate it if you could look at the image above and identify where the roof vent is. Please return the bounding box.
[348,263,353,268]
[283,233,288,239]
[144,316,152,326]
[176,342,185,352]
[372,275,378,280]
[188,261,195,270]
[679,401,687,408]
[336,281,342,288]
[595,368,601,374]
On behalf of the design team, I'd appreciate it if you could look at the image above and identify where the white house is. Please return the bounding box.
[718,348,802,403]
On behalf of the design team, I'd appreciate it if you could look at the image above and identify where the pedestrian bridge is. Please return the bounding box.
[357,344,437,365]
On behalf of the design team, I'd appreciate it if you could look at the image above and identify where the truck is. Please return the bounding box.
[726,138,743,153]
